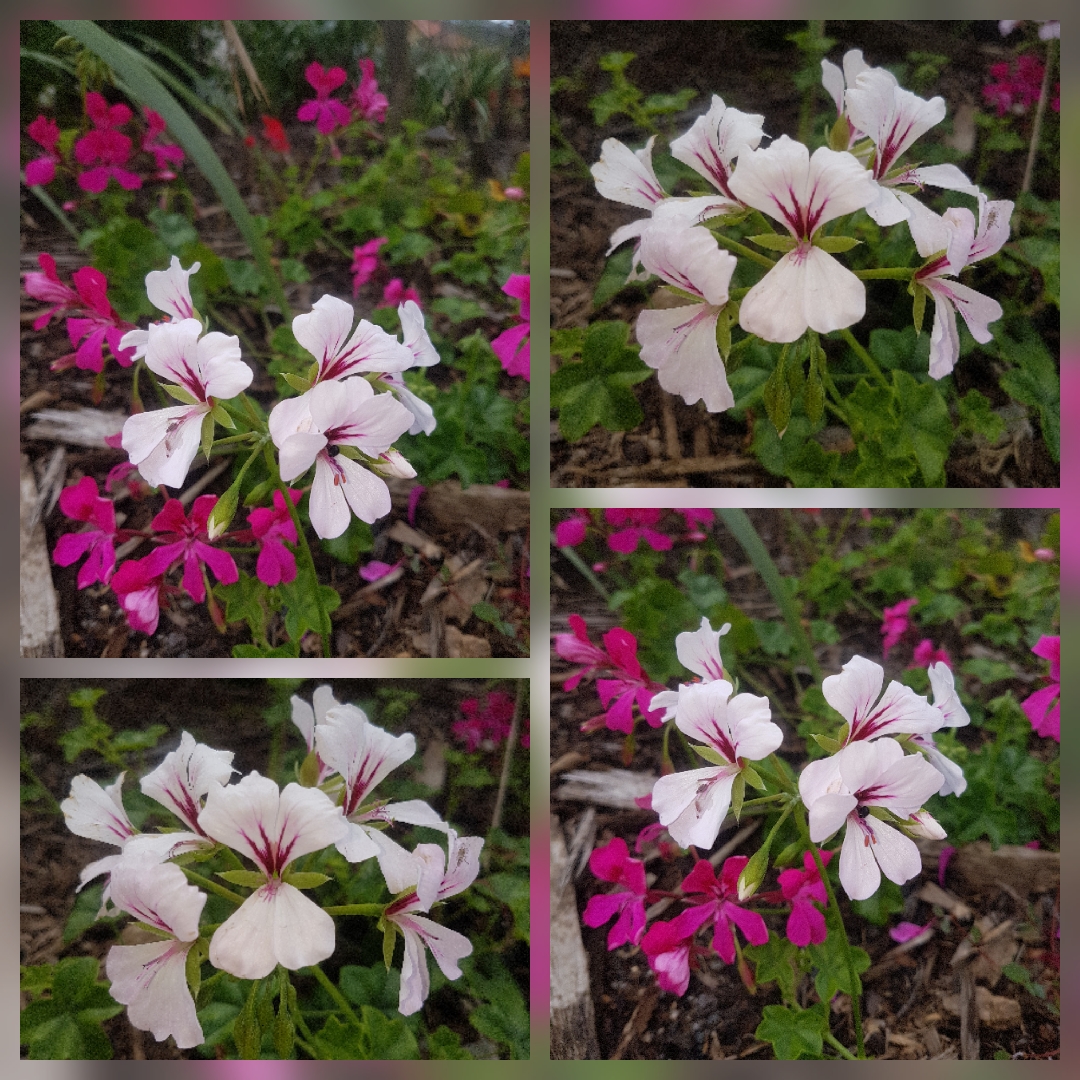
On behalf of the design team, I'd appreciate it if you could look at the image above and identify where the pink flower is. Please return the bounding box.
[1021,635,1060,741]
[141,495,239,603]
[452,691,517,751]
[640,904,713,996]
[910,639,951,669]
[776,849,832,947]
[110,556,167,635]
[23,253,79,329]
[491,274,530,381]
[378,278,421,307]
[605,507,673,553]
[297,62,352,135]
[352,58,388,123]
[25,115,61,186]
[52,476,117,588]
[503,186,524,200]
[593,630,667,734]
[407,484,425,525]
[74,92,142,193]
[360,559,397,583]
[881,597,918,657]
[937,844,956,887]
[679,856,770,965]
[553,613,611,691]
[245,488,300,587]
[582,837,648,949]
[889,920,932,944]
[350,237,389,296]
[141,108,184,179]
[983,55,1049,116]
[675,508,713,541]
[554,509,590,547]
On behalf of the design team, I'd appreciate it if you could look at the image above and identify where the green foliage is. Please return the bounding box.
[20,957,123,1059]
[755,1002,829,1060]
[551,320,652,441]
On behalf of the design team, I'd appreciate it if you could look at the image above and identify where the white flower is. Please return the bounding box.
[908,661,970,796]
[139,731,235,833]
[119,257,201,361]
[62,772,138,847]
[728,136,877,342]
[651,681,781,850]
[199,772,348,980]
[105,859,206,1049]
[820,49,870,121]
[592,135,666,211]
[635,226,738,412]
[121,319,252,489]
[269,379,413,538]
[293,294,413,384]
[799,739,943,901]
[669,94,765,200]
[823,654,941,745]
[900,190,1012,379]
[383,831,483,1015]
[651,617,732,723]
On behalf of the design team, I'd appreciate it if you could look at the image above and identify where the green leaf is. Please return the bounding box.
[223,258,263,296]
[892,370,952,485]
[216,870,265,889]
[427,1025,473,1059]
[850,878,904,926]
[551,319,650,441]
[958,389,1006,443]
[469,999,530,1059]
[691,743,728,766]
[742,764,765,791]
[998,342,1060,462]
[282,871,330,890]
[762,349,792,437]
[749,233,797,252]
[730,771,746,820]
[281,371,313,394]
[753,618,794,657]
[320,515,374,564]
[807,940,870,1002]
[592,246,638,308]
[478,872,531,943]
[278,577,340,643]
[755,1002,828,1059]
[340,965,400,1012]
[430,296,485,324]
[199,410,216,461]
[63,885,117,945]
[745,937,799,1006]
[960,657,1017,684]
[232,983,262,1060]
[216,570,276,643]
[912,281,928,335]
[813,235,861,253]
[52,957,102,1010]
[359,1005,419,1059]
[805,347,825,424]
[812,733,841,754]
[314,1015,362,1059]
[162,382,199,405]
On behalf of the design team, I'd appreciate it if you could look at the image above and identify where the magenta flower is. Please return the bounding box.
[407,484,425,525]
[776,849,832,947]
[983,56,1053,116]
[582,837,648,949]
[23,253,79,330]
[74,92,142,193]
[141,495,239,603]
[360,560,397,583]
[910,639,951,669]
[640,904,712,996]
[245,488,300,587]
[25,115,61,186]
[491,274,530,381]
[297,62,352,135]
[937,845,956,887]
[52,477,117,588]
[675,508,713,541]
[378,278,421,307]
[605,508,673,553]
[350,237,389,297]
[1021,635,1060,741]
[889,920,932,944]
[679,856,769,965]
[553,613,612,691]
[452,691,516,751]
[352,58,389,122]
[593,630,668,734]
[554,509,590,547]
[110,557,167,635]
[141,107,184,179]
[881,597,918,657]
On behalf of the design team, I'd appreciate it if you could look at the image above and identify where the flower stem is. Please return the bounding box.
[793,801,865,1059]
[322,903,385,916]
[180,867,245,906]
[825,1032,858,1060]
[1021,35,1057,196]
[838,327,888,386]
[853,267,914,281]
[553,536,610,601]
[491,679,526,833]
[710,230,777,270]
[308,962,363,1030]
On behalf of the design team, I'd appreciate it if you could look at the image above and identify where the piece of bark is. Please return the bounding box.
[389,478,529,534]
[20,454,64,657]
[943,984,1021,1031]
[555,768,656,810]
[958,968,980,1059]
[444,625,491,657]
[916,881,973,923]
[550,816,601,1060]
[919,839,1059,895]
[26,408,125,446]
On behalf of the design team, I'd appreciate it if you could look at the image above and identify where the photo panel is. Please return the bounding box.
[550,21,1059,489]
[20,676,531,1060]
[20,19,531,659]
[550,506,1059,1059]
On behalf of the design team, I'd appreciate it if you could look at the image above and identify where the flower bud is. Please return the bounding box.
[371,449,416,479]
[736,840,771,902]
[206,485,239,540]
[903,808,947,840]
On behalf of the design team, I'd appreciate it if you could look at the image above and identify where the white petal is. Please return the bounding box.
[382,799,449,831]
[268,392,315,449]
[396,922,431,1016]
[898,191,953,260]
[396,912,472,982]
[337,455,393,525]
[308,454,352,539]
[62,772,136,846]
[931,278,1002,346]
[821,58,846,114]
[838,815,881,901]
[808,791,858,843]
[277,432,328,483]
[209,881,336,979]
[636,303,733,412]
[145,256,200,321]
[379,372,437,436]
[727,693,783,761]
[592,136,665,210]
[823,655,884,730]
[638,224,736,307]
[108,859,206,942]
[106,939,203,1048]
[798,754,846,814]
[438,832,483,900]
[652,766,736,850]
[872,750,949,816]
[969,195,1014,263]
[672,680,737,755]
[845,69,946,175]
[650,688,680,723]
[910,163,981,198]
[293,294,356,369]
[675,617,729,681]
[399,300,440,367]
[122,406,206,490]
[928,662,970,728]
[669,95,764,196]
[198,333,251,401]
[143,319,204,387]
[336,820,382,863]
[140,731,234,831]
[926,287,961,379]
[864,816,924,888]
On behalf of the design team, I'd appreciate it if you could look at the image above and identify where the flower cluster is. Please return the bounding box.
[23,91,184,194]
[61,687,482,1047]
[590,48,1013,412]
[554,507,712,552]
[452,691,529,752]
[298,58,388,136]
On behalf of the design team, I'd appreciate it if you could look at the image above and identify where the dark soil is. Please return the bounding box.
[550,508,1059,1060]
[550,20,1059,489]
[20,122,529,658]
[20,678,530,1060]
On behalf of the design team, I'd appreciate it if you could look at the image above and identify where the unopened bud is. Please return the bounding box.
[206,485,239,540]
[903,809,946,840]
[737,842,771,902]
[372,449,416,479]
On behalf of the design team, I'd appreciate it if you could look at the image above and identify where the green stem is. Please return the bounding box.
[180,868,245,906]
[838,327,888,386]
[741,794,786,810]
[735,667,791,721]
[25,181,81,240]
[554,536,610,601]
[710,230,777,270]
[853,267,914,281]
[793,801,865,1059]
[715,509,821,682]
[825,1032,858,1060]
[308,963,363,1030]
[1021,35,1056,196]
